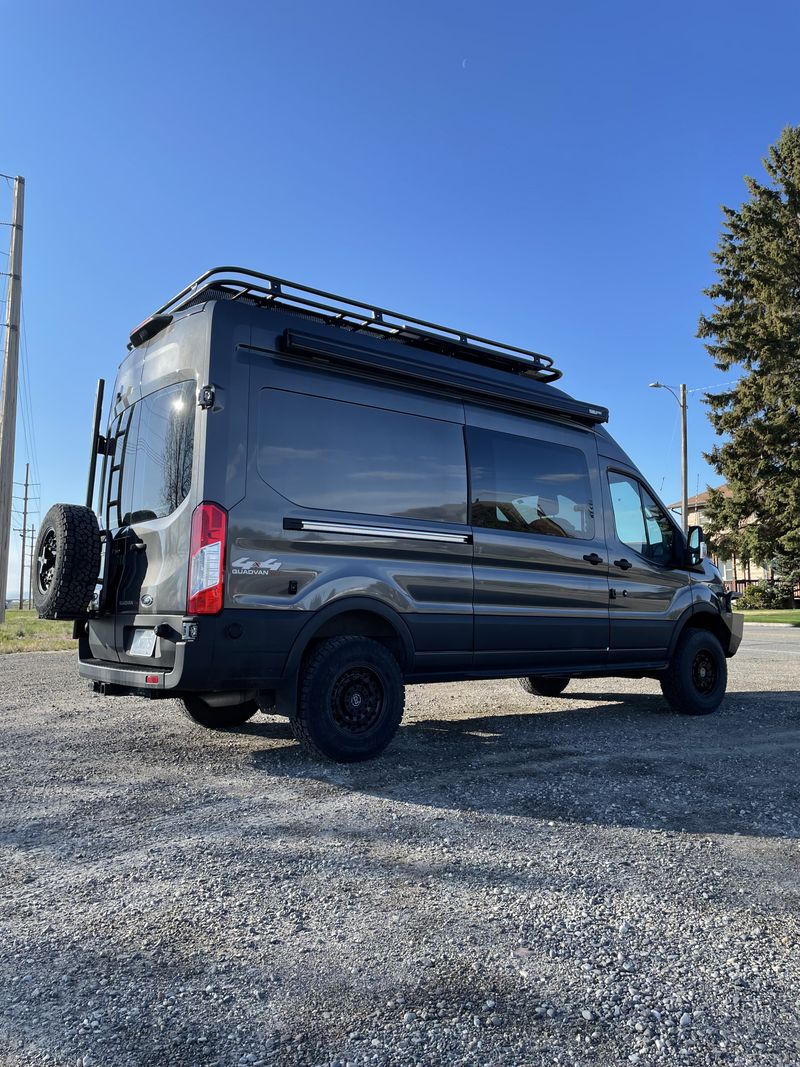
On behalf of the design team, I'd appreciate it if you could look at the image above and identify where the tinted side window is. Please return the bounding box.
[608,473,647,553]
[119,380,196,525]
[640,485,676,564]
[257,389,467,523]
[608,472,675,564]
[468,427,595,539]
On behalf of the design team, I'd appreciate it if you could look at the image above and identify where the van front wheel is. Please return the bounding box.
[291,636,405,762]
[661,629,727,716]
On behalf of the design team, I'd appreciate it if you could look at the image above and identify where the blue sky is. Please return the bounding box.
[3,0,800,589]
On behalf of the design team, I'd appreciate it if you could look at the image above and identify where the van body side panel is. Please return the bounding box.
[467,405,610,670]
[228,327,474,669]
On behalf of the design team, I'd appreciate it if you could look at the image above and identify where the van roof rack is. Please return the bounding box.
[145,266,563,384]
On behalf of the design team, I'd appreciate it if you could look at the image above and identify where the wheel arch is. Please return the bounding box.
[275,597,414,715]
[667,605,733,659]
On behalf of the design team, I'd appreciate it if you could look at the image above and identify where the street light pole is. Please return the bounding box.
[679,383,688,536]
[649,381,689,533]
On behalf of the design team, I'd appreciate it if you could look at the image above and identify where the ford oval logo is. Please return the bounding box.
[141,594,153,607]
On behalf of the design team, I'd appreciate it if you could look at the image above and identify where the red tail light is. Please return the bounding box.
[187,502,227,615]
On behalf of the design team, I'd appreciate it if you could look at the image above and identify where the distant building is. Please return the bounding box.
[667,486,787,595]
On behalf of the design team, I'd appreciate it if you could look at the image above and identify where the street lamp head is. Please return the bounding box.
[649,381,662,389]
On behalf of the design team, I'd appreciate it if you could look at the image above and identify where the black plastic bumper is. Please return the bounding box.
[727,611,744,656]
[78,608,302,696]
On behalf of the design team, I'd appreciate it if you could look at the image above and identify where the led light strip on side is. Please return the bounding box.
[284,518,471,544]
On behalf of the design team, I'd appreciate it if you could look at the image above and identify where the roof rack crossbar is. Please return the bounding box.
[151,266,562,383]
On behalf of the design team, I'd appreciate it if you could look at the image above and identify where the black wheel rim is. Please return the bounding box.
[37,529,57,594]
[691,649,717,694]
[330,666,385,734]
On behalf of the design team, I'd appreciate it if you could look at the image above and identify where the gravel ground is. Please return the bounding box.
[1,627,799,1067]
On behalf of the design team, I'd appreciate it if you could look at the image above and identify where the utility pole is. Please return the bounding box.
[18,462,29,609]
[649,380,689,533]
[27,523,34,609]
[0,175,25,624]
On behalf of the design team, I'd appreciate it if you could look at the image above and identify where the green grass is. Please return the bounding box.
[0,609,76,653]
[740,609,800,626]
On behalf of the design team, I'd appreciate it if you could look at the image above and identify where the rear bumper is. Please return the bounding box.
[79,642,188,692]
[78,608,298,695]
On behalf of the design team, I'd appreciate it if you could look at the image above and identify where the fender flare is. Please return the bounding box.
[274,596,415,714]
[666,603,728,660]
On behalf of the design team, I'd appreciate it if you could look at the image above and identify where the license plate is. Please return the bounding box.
[129,628,157,657]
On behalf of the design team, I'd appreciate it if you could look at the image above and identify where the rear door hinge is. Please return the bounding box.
[199,385,215,409]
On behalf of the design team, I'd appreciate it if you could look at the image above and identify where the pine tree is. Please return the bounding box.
[698,125,800,602]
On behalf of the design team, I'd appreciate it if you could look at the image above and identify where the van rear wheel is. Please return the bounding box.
[291,636,404,762]
[660,629,727,716]
[519,676,570,697]
[181,697,258,729]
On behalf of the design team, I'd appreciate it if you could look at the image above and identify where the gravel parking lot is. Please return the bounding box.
[1,627,799,1067]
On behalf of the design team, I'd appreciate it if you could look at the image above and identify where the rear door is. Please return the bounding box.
[103,378,199,667]
[468,407,610,672]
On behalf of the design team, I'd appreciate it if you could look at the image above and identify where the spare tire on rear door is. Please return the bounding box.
[34,504,102,619]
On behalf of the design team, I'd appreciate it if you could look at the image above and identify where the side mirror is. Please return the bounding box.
[687,525,707,566]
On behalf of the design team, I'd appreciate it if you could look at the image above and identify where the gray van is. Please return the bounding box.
[35,267,743,762]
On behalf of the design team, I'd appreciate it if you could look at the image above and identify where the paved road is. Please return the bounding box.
[735,624,800,657]
[1,626,798,1067]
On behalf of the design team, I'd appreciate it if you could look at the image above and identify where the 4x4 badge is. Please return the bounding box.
[231,556,282,575]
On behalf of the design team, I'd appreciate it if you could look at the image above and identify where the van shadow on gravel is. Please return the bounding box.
[249,689,800,840]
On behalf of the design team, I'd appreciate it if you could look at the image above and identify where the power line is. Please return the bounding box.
[18,300,40,489]
[688,378,740,394]
[0,202,40,528]
[0,197,39,496]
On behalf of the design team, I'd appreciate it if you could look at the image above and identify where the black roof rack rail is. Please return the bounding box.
[144,266,563,384]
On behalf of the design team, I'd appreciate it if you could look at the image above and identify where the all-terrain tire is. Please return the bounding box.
[660,628,727,716]
[290,636,405,762]
[34,504,101,620]
[181,697,259,729]
[519,676,571,697]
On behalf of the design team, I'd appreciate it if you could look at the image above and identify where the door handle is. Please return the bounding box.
[613,558,632,570]
[582,553,604,565]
